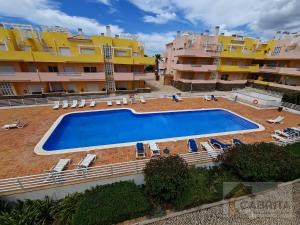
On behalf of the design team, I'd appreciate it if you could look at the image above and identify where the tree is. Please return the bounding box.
[154,54,162,81]
[144,155,189,203]
[221,143,300,181]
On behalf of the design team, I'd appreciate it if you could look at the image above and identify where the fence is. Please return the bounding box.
[282,102,300,111]
[0,152,212,195]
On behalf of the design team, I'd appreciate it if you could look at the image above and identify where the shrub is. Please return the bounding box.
[221,143,300,181]
[72,181,149,225]
[174,167,239,210]
[53,193,82,225]
[144,155,189,204]
[282,92,300,105]
[286,142,300,156]
[0,197,57,225]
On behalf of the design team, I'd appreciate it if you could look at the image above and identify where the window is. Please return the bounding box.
[0,65,15,73]
[221,74,229,80]
[83,67,97,73]
[0,43,7,51]
[59,47,71,56]
[0,82,15,96]
[115,50,128,57]
[80,48,95,54]
[48,66,58,73]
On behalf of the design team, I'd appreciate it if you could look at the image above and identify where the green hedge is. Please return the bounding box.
[286,142,300,156]
[282,92,300,105]
[72,181,149,225]
[221,142,300,182]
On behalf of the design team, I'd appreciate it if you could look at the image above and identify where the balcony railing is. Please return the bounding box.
[218,64,259,73]
[178,78,217,84]
[174,48,221,57]
[175,64,217,72]
[277,67,300,76]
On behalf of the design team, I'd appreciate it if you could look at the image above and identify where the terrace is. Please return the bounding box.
[0,97,299,194]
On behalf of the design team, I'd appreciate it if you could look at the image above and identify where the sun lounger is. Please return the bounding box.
[188,139,198,152]
[267,116,284,124]
[172,95,179,102]
[62,100,69,109]
[78,99,86,108]
[136,142,145,158]
[123,97,128,105]
[116,100,121,105]
[272,134,296,145]
[232,138,245,145]
[53,101,60,110]
[209,138,232,151]
[47,159,71,180]
[90,100,96,107]
[76,154,96,173]
[2,120,26,129]
[204,95,211,101]
[148,141,160,157]
[200,142,218,159]
[175,94,183,101]
[70,100,78,108]
[140,96,146,103]
[107,100,112,106]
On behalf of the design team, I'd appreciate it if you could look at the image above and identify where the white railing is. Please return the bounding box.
[0,152,212,195]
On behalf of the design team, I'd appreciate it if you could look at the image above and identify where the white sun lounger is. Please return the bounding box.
[62,100,69,109]
[123,97,128,105]
[76,154,96,173]
[204,95,211,101]
[78,99,86,108]
[140,96,146,103]
[149,141,160,157]
[271,134,296,145]
[267,116,284,124]
[53,101,60,110]
[70,100,78,108]
[116,100,121,105]
[107,100,112,106]
[90,100,96,107]
[50,159,71,173]
[175,94,183,101]
[2,120,26,129]
[200,142,218,159]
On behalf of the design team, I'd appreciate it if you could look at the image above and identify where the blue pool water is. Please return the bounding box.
[43,109,259,151]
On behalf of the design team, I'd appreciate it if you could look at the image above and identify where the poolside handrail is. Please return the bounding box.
[0,152,212,194]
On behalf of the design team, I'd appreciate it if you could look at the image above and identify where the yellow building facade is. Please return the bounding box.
[0,23,155,96]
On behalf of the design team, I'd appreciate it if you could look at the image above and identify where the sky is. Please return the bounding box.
[0,0,299,55]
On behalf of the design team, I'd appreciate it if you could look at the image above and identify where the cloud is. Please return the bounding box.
[0,0,123,35]
[137,32,176,54]
[128,0,300,37]
[95,0,111,5]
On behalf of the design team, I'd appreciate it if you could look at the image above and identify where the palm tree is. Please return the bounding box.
[155,54,162,81]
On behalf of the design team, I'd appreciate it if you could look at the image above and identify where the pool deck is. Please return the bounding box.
[0,97,299,179]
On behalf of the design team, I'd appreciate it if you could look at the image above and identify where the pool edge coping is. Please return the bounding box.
[34,108,265,155]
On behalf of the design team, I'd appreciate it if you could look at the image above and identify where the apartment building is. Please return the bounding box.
[0,23,155,96]
[161,27,300,92]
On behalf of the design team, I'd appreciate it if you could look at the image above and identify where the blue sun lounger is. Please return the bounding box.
[209,138,232,151]
[188,139,198,152]
[232,138,244,145]
[136,142,145,158]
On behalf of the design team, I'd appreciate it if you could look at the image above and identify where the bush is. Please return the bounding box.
[286,142,300,156]
[221,143,300,182]
[282,92,300,105]
[53,193,82,225]
[175,167,239,210]
[144,155,189,204]
[72,181,149,225]
[0,197,57,225]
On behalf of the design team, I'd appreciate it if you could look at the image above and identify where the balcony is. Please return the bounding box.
[112,56,133,65]
[267,51,300,60]
[278,67,300,76]
[221,50,265,59]
[38,72,106,82]
[114,72,155,81]
[133,56,155,65]
[0,72,39,82]
[259,66,280,73]
[218,64,259,73]
[178,78,217,84]
[217,79,248,84]
[269,82,300,91]
[174,49,220,57]
[32,52,104,63]
[175,64,217,72]
[0,51,34,62]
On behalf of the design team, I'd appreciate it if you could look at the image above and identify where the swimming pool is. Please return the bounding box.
[35,108,264,155]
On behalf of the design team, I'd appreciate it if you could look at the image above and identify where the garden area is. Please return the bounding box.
[1,142,300,225]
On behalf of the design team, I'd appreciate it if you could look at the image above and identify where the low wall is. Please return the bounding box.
[216,83,246,91]
[173,81,216,92]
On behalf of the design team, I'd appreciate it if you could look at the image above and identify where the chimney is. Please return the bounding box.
[204,30,209,36]
[220,32,225,35]
[176,31,180,38]
[78,28,83,36]
[106,25,111,36]
[276,31,281,40]
[115,34,119,38]
[215,26,220,36]
[101,33,104,36]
